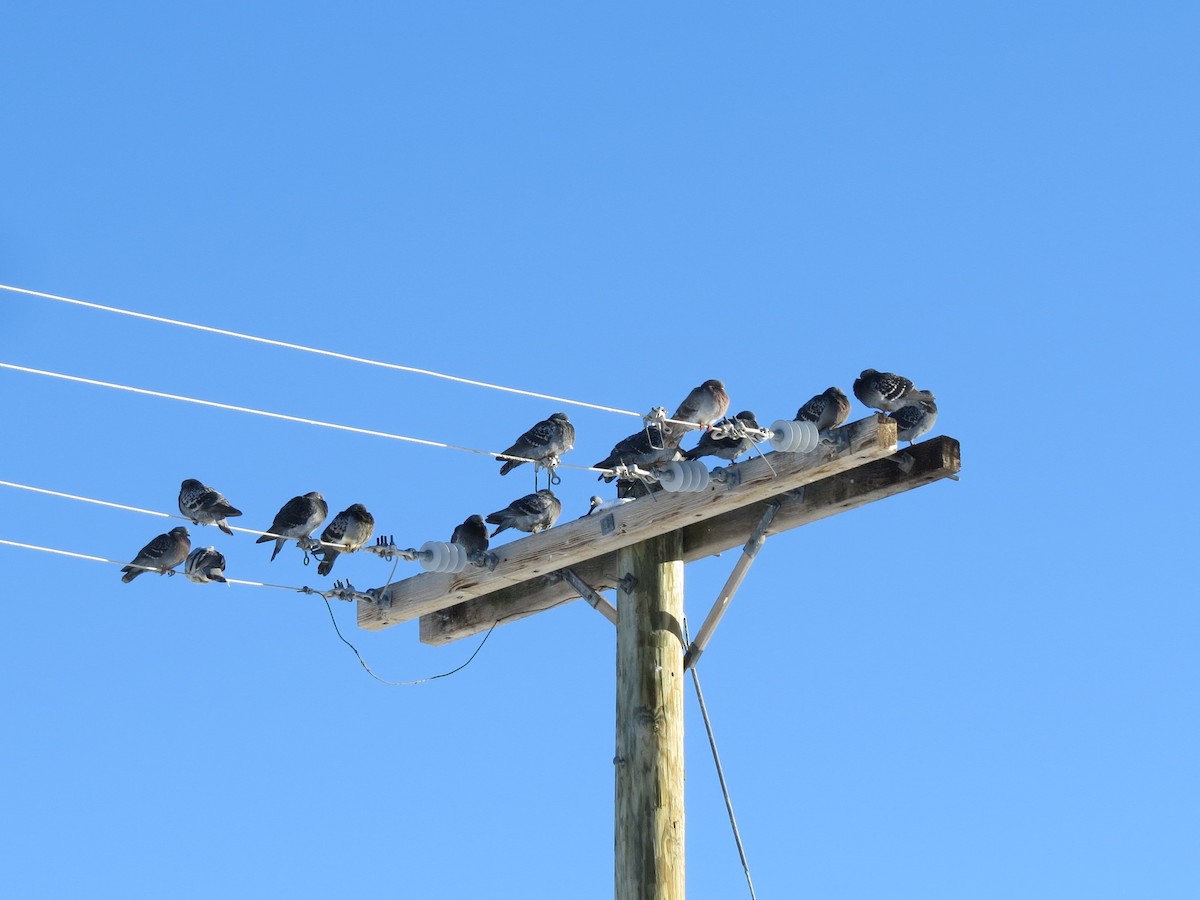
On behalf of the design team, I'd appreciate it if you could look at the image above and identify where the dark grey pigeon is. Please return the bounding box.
[593,425,682,482]
[795,387,852,432]
[121,526,191,583]
[256,491,328,561]
[853,369,915,413]
[316,503,375,576]
[178,479,242,536]
[684,410,760,462]
[184,546,227,584]
[450,514,490,557]
[666,379,730,439]
[486,489,561,537]
[498,412,576,476]
[888,390,938,444]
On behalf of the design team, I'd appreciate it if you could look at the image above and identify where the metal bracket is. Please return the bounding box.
[619,573,638,595]
[600,513,617,535]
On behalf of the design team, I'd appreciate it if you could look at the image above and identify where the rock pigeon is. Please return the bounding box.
[316,503,375,576]
[888,390,938,444]
[498,412,576,476]
[581,495,634,518]
[486,489,562,537]
[683,410,761,462]
[450,514,490,558]
[120,526,191,583]
[178,479,242,536]
[853,368,916,413]
[795,387,852,432]
[256,491,328,561]
[666,379,730,439]
[184,546,228,584]
[593,424,682,482]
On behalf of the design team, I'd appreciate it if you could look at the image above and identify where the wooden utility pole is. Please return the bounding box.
[615,531,685,900]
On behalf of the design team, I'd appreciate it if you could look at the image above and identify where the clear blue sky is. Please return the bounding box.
[2,3,1197,898]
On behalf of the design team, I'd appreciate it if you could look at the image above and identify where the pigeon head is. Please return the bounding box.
[180,478,202,491]
[170,526,190,538]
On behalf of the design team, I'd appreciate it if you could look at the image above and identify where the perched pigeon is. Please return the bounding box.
[795,387,852,432]
[256,492,328,561]
[581,495,634,518]
[666,379,730,438]
[684,410,761,462]
[853,368,915,413]
[498,412,576,476]
[120,526,191,583]
[593,424,682,482]
[178,479,242,536]
[316,503,375,576]
[888,390,938,444]
[450,514,490,558]
[486,489,561,537]
[184,546,228,584]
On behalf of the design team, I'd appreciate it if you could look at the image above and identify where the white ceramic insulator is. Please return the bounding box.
[659,460,711,493]
[419,541,469,574]
[768,419,819,453]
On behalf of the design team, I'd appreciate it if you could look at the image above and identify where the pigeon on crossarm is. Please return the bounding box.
[256,492,328,561]
[316,504,375,576]
[593,424,682,482]
[888,390,938,444]
[178,479,242,536]
[486,489,561,537]
[684,410,761,462]
[498,412,576,476]
[665,379,730,440]
[120,526,191,583]
[580,495,634,518]
[450,514,490,558]
[184,546,228,584]
[853,369,915,413]
[795,387,852,432]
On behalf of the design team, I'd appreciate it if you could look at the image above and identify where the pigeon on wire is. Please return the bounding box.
[497,412,576,476]
[256,492,328,561]
[120,526,191,583]
[593,424,683,482]
[684,410,761,462]
[316,503,375,576]
[795,387,852,432]
[581,495,634,518]
[853,368,916,413]
[184,546,228,584]
[888,390,938,444]
[665,379,730,439]
[450,514,490,558]
[178,479,242,536]
[486,489,562,537]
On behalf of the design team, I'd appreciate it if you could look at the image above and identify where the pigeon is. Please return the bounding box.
[795,387,852,432]
[888,390,938,444]
[593,424,683,482]
[853,368,916,413]
[120,526,191,583]
[498,412,576,476]
[666,379,730,439]
[683,410,761,462]
[256,492,328,561]
[581,495,634,518]
[316,503,375,576]
[178,479,242,536]
[486,489,562,537]
[184,546,228,584]
[450,514,490,558]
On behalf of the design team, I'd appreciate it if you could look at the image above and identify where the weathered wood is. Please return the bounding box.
[420,436,960,645]
[615,531,685,900]
[359,414,899,632]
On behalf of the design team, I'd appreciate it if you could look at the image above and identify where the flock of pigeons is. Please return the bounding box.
[118,369,937,586]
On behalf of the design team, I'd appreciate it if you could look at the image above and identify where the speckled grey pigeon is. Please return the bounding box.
[316,503,375,576]
[666,379,730,439]
[184,546,228,584]
[888,390,938,444]
[451,514,490,557]
[498,412,576,476]
[684,410,760,462]
[178,479,242,536]
[853,369,915,413]
[795,387,852,432]
[120,526,190,583]
[593,424,682,482]
[486,489,561,537]
[256,491,328,561]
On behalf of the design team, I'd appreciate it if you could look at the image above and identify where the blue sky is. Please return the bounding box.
[2,3,1197,898]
